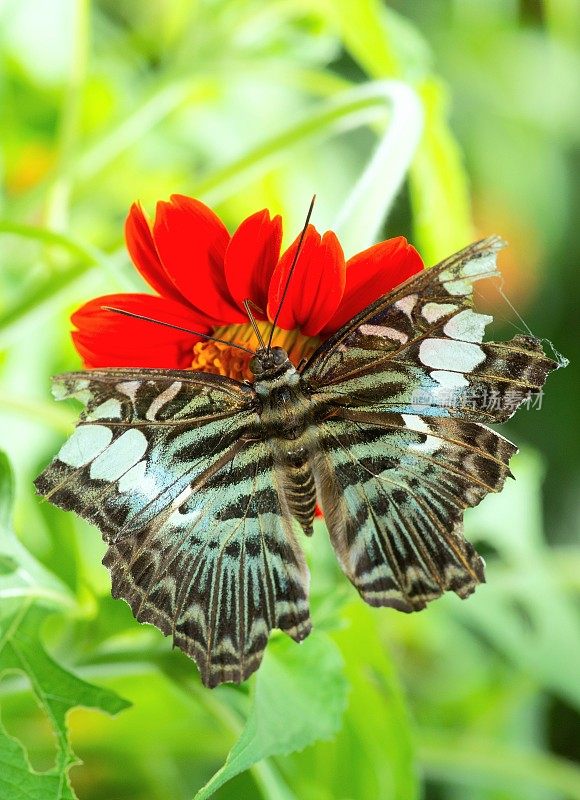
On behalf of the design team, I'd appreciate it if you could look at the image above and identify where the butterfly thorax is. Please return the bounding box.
[250,347,317,534]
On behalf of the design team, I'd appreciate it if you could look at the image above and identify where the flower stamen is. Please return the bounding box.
[190,321,321,381]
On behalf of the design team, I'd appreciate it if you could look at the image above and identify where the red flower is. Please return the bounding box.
[72,195,423,379]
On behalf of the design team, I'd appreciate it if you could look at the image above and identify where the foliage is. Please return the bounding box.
[0,1,578,798]
[0,453,129,799]
[194,632,348,800]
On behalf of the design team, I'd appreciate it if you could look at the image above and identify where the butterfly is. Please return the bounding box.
[35,235,557,687]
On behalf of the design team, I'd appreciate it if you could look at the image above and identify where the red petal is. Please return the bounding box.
[71,293,209,369]
[125,203,187,304]
[72,333,194,369]
[322,237,423,334]
[153,195,245,325]
[267,225,345,337]
[224,209,282,318]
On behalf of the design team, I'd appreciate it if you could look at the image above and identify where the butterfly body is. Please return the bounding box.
[250,347,322,535]
[36,237,559,687]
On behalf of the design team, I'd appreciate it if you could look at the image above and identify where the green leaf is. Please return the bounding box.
[0,452,130,799]
[329,0,400,77]
[194,632,348,800]
[332,602,420,800]
[0,452,73,609]
[0,604,130,800]
[419,733,580,799]
[276,598,418,800]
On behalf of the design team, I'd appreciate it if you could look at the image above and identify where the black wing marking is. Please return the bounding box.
[311,411,515,610]
[303,237,557,423]
[35,369,311,687]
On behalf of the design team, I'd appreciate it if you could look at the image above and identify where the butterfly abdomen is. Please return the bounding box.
[276,440,317,535]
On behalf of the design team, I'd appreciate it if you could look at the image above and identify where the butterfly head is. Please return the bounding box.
[249,346,292,378]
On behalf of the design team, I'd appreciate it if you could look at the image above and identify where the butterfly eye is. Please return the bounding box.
[249,357,263,375]
[272,347,287,365]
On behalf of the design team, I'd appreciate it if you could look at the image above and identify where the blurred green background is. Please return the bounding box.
[0,1,578,799]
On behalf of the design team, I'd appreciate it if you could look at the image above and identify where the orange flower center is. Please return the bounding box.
[190,321,321,382]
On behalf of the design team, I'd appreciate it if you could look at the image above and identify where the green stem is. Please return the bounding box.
[0,587,75,608]
[0,220,96,261]
[0,599,32,652]
[44,0,90,230]
[0,221,122,347]
[0,263,96,348]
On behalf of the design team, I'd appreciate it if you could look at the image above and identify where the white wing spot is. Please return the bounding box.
[422,302,457,323]
[464,253,498,277]
[401,414,441,454]
[146,381,182,421]
[117,381,140,402]
[440,278,471,296]
[430,370,469,388]
[118,459,147,493]
[359,324,408,344]
[90,429,148,481]
[394,294,418,320]
[402,414,431,436]
[440,253,499,296]
[443,309,492,342]
[172,484,193,510]
[86,398,123,421]
[58,425,113,467]
[419,338,486,373]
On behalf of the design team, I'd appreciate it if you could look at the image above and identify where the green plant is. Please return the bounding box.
[1,2,578,798]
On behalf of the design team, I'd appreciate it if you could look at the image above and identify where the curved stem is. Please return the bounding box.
[191,80,421,211]
[331,80,423,256]
[1,80,422,348]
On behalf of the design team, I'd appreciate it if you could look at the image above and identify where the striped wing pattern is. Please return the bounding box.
[304,237,557,609]
[304,237,555,423]
[35,237,559,687]
[311,413,514,608]
[35,370,311,687]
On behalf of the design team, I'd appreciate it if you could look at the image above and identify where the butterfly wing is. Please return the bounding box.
[311,413,512,609]
[303,238,557,609]
[35,369,311,687]
[304,236,555,422]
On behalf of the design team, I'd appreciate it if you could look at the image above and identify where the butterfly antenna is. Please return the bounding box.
[101,306,256,356]
[267,194,316,351]
[243,299,267,349]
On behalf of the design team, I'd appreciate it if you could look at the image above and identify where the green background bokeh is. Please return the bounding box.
[0,2,578,799]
